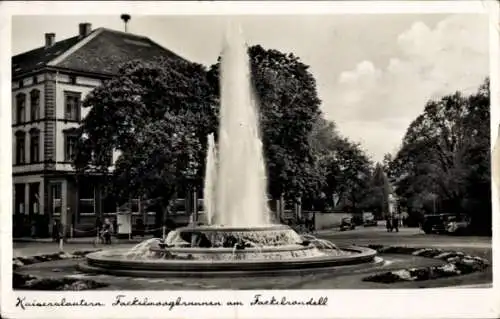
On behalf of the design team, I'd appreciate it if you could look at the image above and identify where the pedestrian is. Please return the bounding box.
[112,217,118,235]
[386,216,392,232]
[95,217,102,236]
[101,218,114,244]
[52,219,61,242]
[136,218,145,238]
[392,215,399,232]
[30,220,37,238]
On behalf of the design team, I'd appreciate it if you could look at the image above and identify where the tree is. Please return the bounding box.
[309,118,340,157]
[319,137,373,213]
[74,58,218,225]
[363,163,391,218]
[207,45,323,201]
[390,78,490,233]
[382,153,392,172]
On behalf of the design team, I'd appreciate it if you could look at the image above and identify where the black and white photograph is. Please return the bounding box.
[1,1,499,318]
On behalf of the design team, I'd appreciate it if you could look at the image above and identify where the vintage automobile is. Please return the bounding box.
[445,215,472,235]
[421,213,470,235]
[340,217,356,231]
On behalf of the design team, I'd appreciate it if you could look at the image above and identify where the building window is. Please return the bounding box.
[103,194,117,215]
[33,76,38,84]
[51,183,62,216]
[14,183,25,215]
[65,134,78,161]
[29,183,40,215]
[78,178,95,215]
[16,93,26,124]
[70,75,77,85]
[64,91,81,121]
[30,89,40,121]
[29,129,40,163]
[19,80,24,88]
[15,131,26,164]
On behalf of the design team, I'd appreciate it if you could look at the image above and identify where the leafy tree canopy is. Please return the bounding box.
[389,78,490,231]
[75,58,218,206]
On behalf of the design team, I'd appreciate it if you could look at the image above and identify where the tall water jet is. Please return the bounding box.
[214,23,271,226]
[80,23,379,278]
[203,133,217,225]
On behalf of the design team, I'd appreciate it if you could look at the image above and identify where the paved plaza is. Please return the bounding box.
[13,225,492,290]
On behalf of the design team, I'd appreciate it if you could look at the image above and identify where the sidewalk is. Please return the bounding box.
[14,235,155,244]
[14,226,342,244]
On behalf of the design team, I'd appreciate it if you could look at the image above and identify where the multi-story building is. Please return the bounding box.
[12,22,186,237]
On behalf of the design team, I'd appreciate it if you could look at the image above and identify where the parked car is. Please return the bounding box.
[340,217,356,231]
[445,215,471,235]
[363,218,378,227]
[421,214,470,235]
[421,214,451,234]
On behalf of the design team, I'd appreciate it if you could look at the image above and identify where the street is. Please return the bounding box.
[13,224,491,257]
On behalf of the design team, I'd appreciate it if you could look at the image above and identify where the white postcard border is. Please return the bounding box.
[1,1,498,319]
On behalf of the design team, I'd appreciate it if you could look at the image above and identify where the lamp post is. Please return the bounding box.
[184,149,199,225]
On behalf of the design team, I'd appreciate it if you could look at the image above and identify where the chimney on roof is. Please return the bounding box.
[120,14,131,32]
[79,23,92,38]
[45,33,55,48]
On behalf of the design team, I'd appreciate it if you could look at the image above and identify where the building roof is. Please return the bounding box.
[12,35,82,77]
[12,28,187,78]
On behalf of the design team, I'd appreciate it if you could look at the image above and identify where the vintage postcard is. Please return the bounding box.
[0,1,499,318]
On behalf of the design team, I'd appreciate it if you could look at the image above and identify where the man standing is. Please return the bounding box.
[386,216,392,232]
[392,215,399,232]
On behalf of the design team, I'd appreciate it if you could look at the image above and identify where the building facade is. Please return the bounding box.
[12,22,186,237]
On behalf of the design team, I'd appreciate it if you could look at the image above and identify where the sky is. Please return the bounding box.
[12,13,490,162]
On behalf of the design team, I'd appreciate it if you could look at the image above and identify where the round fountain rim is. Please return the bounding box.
[80,245,378,277]
[85,245,376,265]
[173,224,292,232]
[151,244,318,254]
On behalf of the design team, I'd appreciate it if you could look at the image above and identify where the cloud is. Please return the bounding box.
[323,14,489,162]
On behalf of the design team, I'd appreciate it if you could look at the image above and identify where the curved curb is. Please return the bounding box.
[80,246,377,278]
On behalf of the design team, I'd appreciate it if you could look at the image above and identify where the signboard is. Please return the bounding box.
[116,212,132,235]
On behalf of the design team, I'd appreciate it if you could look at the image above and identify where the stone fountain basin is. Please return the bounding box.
[79,246,378,277]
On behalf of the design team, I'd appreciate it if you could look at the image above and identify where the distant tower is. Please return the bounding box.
[120,14,131,32]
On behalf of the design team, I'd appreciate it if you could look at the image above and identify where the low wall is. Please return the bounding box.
[302,212,351,230]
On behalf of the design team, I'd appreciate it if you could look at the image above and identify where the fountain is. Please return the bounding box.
[79,23,378,277]
[203,133,217,225]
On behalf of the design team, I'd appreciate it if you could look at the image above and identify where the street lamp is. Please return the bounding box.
[184,152,199,225]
